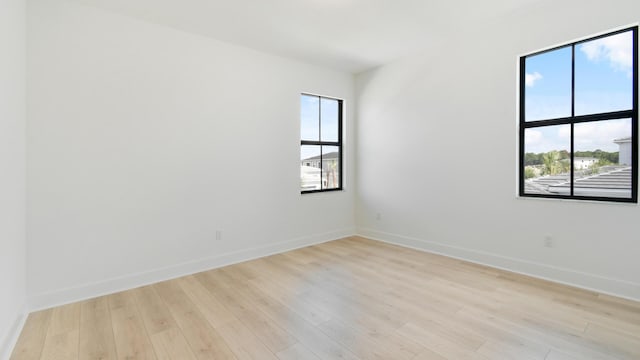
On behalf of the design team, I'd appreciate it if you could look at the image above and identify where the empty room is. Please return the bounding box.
[2,0,640,359]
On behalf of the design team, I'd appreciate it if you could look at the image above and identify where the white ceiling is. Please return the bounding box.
[74,0,539,73]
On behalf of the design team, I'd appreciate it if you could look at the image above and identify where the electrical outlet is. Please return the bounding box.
[544,235,553,248]
[376,213,381,220]
[216,230,222,241]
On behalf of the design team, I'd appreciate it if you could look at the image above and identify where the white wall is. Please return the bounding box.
[27,0,355,309]
[0,0,27,357]
[356,0,640,300]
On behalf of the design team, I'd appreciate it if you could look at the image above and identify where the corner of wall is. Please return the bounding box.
[0,308,28,360]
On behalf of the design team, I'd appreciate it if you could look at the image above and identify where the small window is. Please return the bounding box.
[300,94,343,193]
[520,27,638,202]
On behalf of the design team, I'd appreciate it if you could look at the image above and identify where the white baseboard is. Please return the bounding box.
[1,310,27,360]
[357,227,640,302]
[28,227,356,312]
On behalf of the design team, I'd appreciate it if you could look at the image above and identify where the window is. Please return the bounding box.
[300,94,343,193]
[520,27,638,202]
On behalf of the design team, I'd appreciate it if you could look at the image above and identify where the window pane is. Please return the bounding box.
[575,31,634,116]
[321,98,339,142]
[523,125,571,195]
[301,95,319,141]
[572,119,632,198]
[322,146,340,189]
[525,47,572,121]
[301,145,321,191]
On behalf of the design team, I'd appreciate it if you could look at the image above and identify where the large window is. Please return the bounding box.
[300,94,343,193]
[520,27,638,202]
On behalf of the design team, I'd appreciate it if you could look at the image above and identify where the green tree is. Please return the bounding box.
[542,151,561,175]
[524,153,542,166]
[558,150,570,160]
[524,167,536,179]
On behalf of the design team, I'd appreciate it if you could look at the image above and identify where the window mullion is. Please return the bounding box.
[570,44,576,197]
[318,97,323,190]
[318,95,322,143]
[570,123,575,196]
[634,28,639,202]
[319,146,324,190]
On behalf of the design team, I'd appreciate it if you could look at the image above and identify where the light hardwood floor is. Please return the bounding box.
[11,236,640,360]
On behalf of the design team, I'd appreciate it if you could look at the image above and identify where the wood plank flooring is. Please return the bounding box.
[11,236,640,359]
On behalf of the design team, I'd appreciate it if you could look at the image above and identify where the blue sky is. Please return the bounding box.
[525,30,634,154]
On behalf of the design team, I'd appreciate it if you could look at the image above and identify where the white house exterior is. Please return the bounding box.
[300,151,340,190]
[573,157,598,170]
[614,137,632,165]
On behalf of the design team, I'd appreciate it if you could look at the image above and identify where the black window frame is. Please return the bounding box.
[519,26,639,203]
[300,93,344,194]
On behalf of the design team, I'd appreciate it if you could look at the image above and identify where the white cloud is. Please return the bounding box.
[574,119,631,152]
[525,129,542,145]
[580,31,633,75]
[558,125,570,140]
[525,71,542,87]
[524,124,619,154]
[524,127,569,154]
